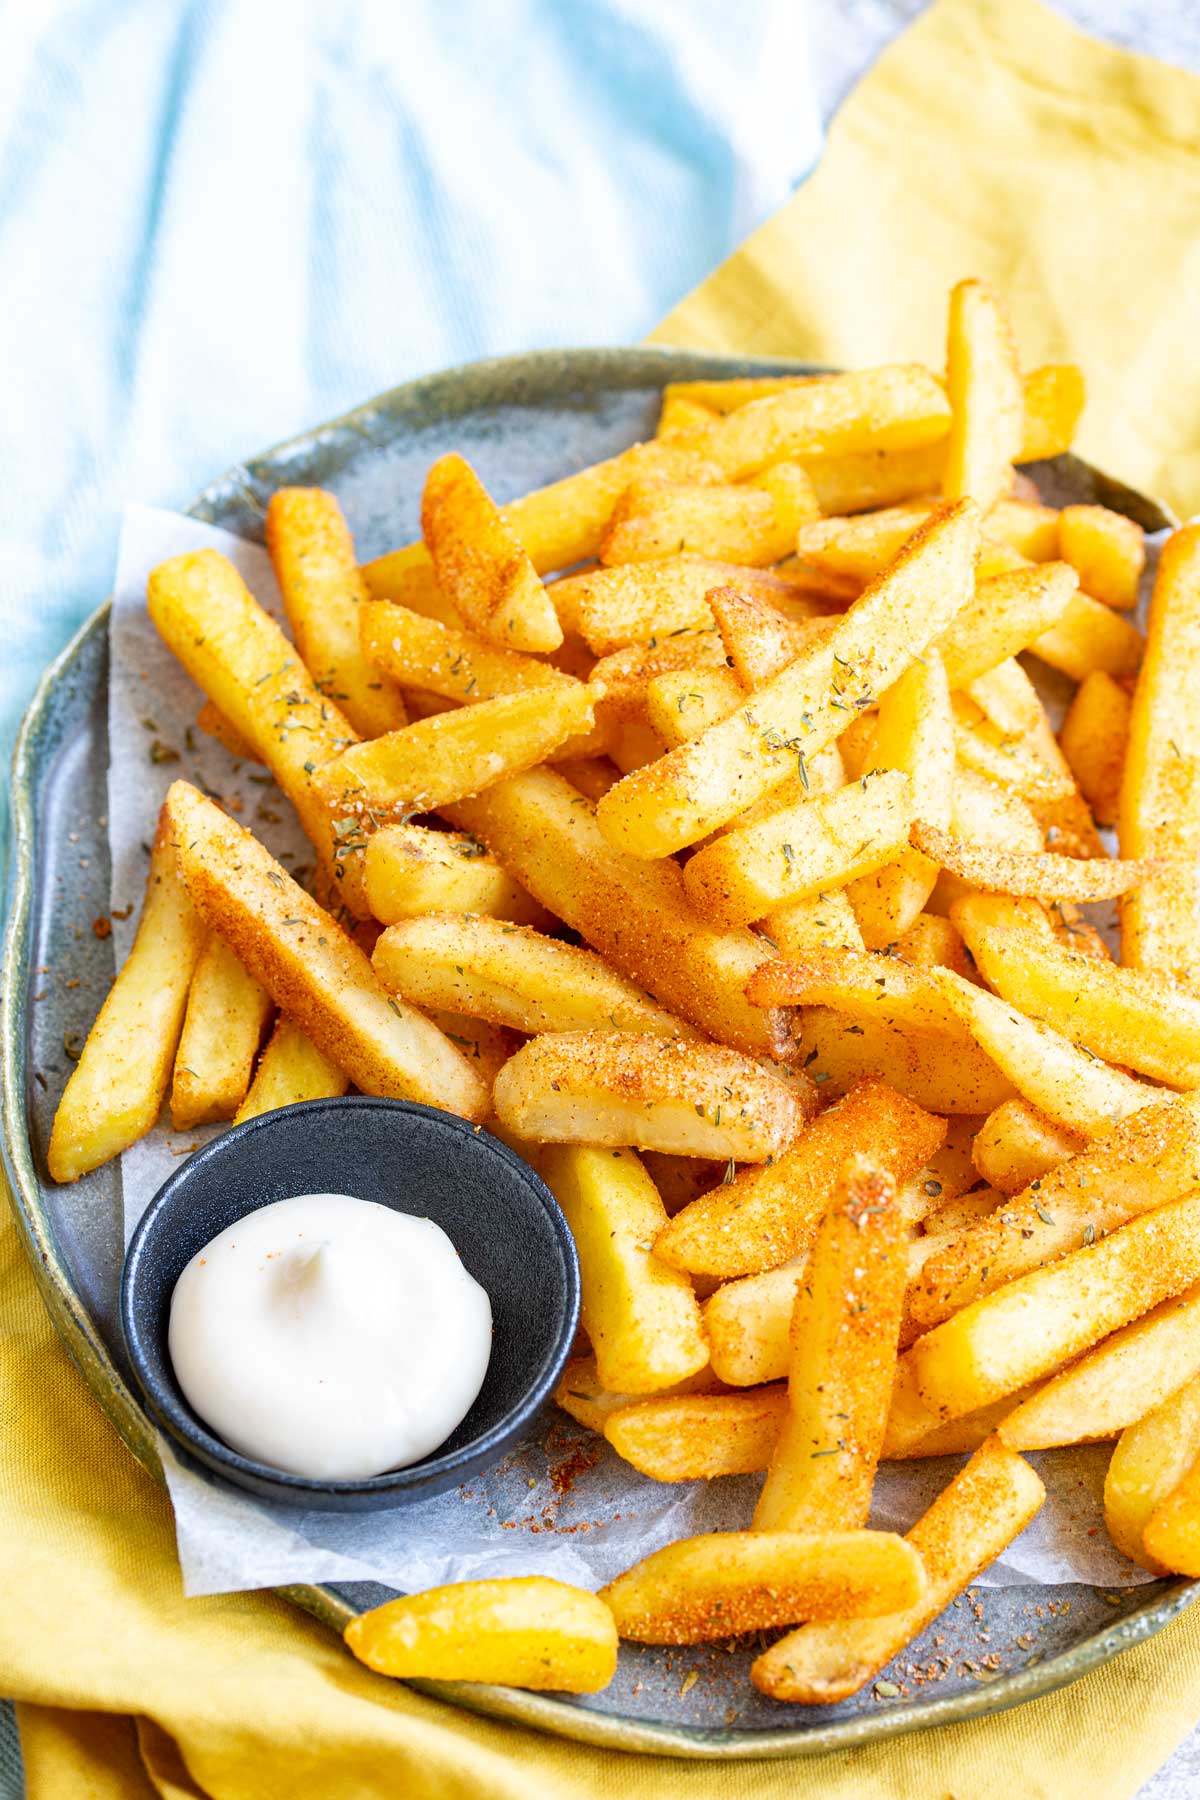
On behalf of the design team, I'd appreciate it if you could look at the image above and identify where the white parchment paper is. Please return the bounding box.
[109,502,1160,1597]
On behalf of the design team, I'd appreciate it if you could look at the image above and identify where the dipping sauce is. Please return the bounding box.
[168,1192,492,1481]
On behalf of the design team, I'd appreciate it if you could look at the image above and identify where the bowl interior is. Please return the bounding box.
[120,1097,579,1498]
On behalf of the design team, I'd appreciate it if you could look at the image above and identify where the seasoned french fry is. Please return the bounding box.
[941,280,1024,511]
[373,914,692,1037]
[553,1354,722,1434]
[1031,589,1144,682]
[796,502,935,582]
[764,887,865,956]
[595,500,981,859]
[552,755,622,803]
[971,1098,1087,1195]
[421,453,562,652]
[164,781,490,1120]
[965,657,1044,738]
[494,1032,808,1161]
[48,813,206,1182]
[344,1578,617,1693]
[881,1359,1033,1460]
[170,935,273,1129]
[232,1016,349,1124]
[315,684,598,817]
[892,912,970,974]
[605,1387,787,1480]
[539,1145,708,1392]
[445,768,795,1056]
[753,1159,905,1531]
[952,699,1073,804]
[937,564,1077,688]
[797,1007,1014,1116]
[1105,1372,1200,1569]
[655,1076,944,1280]
[265,488,409,738]
[656,392,719,438]
[600,1529,925,1644]
[1000,1283,1200,1450]
[1018,363,1086,460]
[751,1438,1045,1702]
[708,586,820,690]
[704,1259,805,1386]
[645,667,744,747]
[745,949,958,1039]
[985,498,1061,561]
[1119,524,1200,989]
[589,632,727,728]
[1059,670,1131,830]
[363,822,549,927]
[358,601,574,705]
[195,699,262,763]
[601,464,818,568]
[550,556,823,656]
[910,1191,1200,1421]
[1058,504,1145,610]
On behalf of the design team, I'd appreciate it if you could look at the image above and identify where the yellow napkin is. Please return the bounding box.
[7,0,1200,1792]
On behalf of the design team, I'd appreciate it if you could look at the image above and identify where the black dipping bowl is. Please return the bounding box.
[120,1097,580,1511]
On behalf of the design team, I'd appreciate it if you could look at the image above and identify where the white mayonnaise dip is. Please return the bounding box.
[168,1192,492,1480]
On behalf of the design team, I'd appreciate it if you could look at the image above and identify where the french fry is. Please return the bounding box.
[549,556,823,655]
[552,755,622,803]
[1031,590,1144,682]
[538,1145,708,1392]
[344,1578,617,1693]
[753,1159,906,1531]
[170,935,273,1129]
[892,912,970,974]
[362,822,550,927]
[163,781,490,1120]
[445,768,795,1057]
[265,488,409,738]
[936,563,1077,688]
[1059,670,1131,830]
[952,699,1074,804]
[751,1438,1045,1702]
[1119,524,1200,989]
[553,1353,722,1433]
[941,279,1024,511]
[645,667,744,747]
[145,550,369,915]
[796,502,935,582]
[195,699,262,763]
[372,914,693,1038]
[764,887,865,956]
[684,769,915,930]
[1058,504,1145,610]
[797,1007,1014,1116]
[801,444,947,518]
[708,586,823,690]
[881,1359,1033,1460]
[745,949,959,1039]
[1104,1372,1200,1569]
[595,500,981,859]
[971,1098,1087,1195]
[421,453,563,653]
[655,1076,944,1280]
[315,684,598,817]
[605,1387,787,1480]
[494,1032,808,1161]
[358,601,574,705]
[963,920,1200,1088]
[232,1016,349,1124]
[1000,1283,1200,1450]
[1018,363,1086,460]
[704,1259,806,1386]
[909,1191,1200,1421]
[600,1529,926,1644]
[601,465,818,568]
[656,392,719,437]
[589,632,727,727]
[921,1187,1002,1237]
[48,813,206,1182]
[985,498,1061,561]
[965,657,1044,738]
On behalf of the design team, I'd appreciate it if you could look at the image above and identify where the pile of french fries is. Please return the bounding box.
[49,277,1200,1706]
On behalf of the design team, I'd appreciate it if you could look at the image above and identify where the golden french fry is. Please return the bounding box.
[1059,669,1130,830]
[1019,363,1086,459]
[1119,524,1200,989]
[550,556,822,655]
[552,755,622,803]
[655,392,719,437]
[971,1098,1087,1195]
[645,667,744,748]
[881,1360,1031,1460]
[921,1187,1002,1237]
[358,600,573,703]
[1058,504,1145,610]
[1031,589,1144,682]
[892,911,971,974]
[708,586,824,690]
[965,657,1044,739]
[745,948,959,1039]
[344,1578,617,1693]
[600,1529,926,1645]
[421,452,562,652]
[589,631,727,728]
[164,781,489,1120]
[170,935,272,1129]
[601,464,818,568]
[985,498,1061,560]
[656,1077,944,1280]
[494,1031,808,1161]
[363,821,550,928]
[751,1438,1044,1702]
[764,887,865,956]
[797,1007,1014,1116]
[796,502,935,581]
[753,1159,906,1532]
[937,564,1077,688]
[704,1260,806,1387]
[232,1016,348,1124]
[1105,1373,1200,1569]
[48,813,206,1182]
[195,699,262,763]
[595,500,981,859]
[952,698,1074,804]
[941,279,1024,511]
[553,1354,722,1434]
[539,1145,708,1392]
[372,913,692,1038]
[604,1387,788,1480]
[265,488,408,738]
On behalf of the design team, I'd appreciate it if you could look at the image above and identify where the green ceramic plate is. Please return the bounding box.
[3,346,1194,1758]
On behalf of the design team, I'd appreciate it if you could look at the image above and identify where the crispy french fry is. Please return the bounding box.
[605,1387,787,1480]
[745,949,958,1039]
[494,1032,808,1161]
[163,781,489,1120]
[952,699,1073,804]
[358,601,574,704]
[170,935,273,1129]
[195,699,262,763]
[1019,363,1086,460]
[315,683,598,817]
[1031,589,1144,682]
[655,1077,944,1280]
[372,914,692,1038]
[538,1145,708,1392]
[937,563,1077,688]
[909,1191,1200,1421]
[1059,670,1131,830]
[232,1016,349,1124]
[265,488,408,738]
[48,813,206,1182]
[764,887,865,956]
[363,822,550,927]
[421,453,563,652]
[985,498,1061,560]
[589,632,727,728]
[753,1159,906,1531]
[892,912,970,974]
[553,1354,722,1434]
[971,1098,1087,1195]
[704,1259,805,1386]
[797,1007,1014,1116]
[600,1529,925,1645]
[344,1578,617,1693]
[595,501,981,859]
[965,657,1044,738]
[1106,1373,1200,1570]
[708,586,822,690]
[557,556,823,656]
[941,279,1024,511]
[601,465,818,568]
[796,502,935,581]
[881,1360,1032,1460]
[445,768,795,1057]
[1119,524,1200,989]
[1058,504,1145,610]
[552,755,622,803]
[751,1438,1045,1702]
[1000,1283,1200,1450]
[802,444,948,517]
[645,667,744,747]
[656,392,719,437]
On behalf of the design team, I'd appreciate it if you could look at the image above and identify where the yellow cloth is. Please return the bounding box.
[6,0,1200,1792]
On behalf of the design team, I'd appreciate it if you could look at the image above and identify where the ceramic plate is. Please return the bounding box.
[3,345,1194,1758]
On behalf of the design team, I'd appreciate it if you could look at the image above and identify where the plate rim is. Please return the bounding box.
[2,343,1194,1759]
